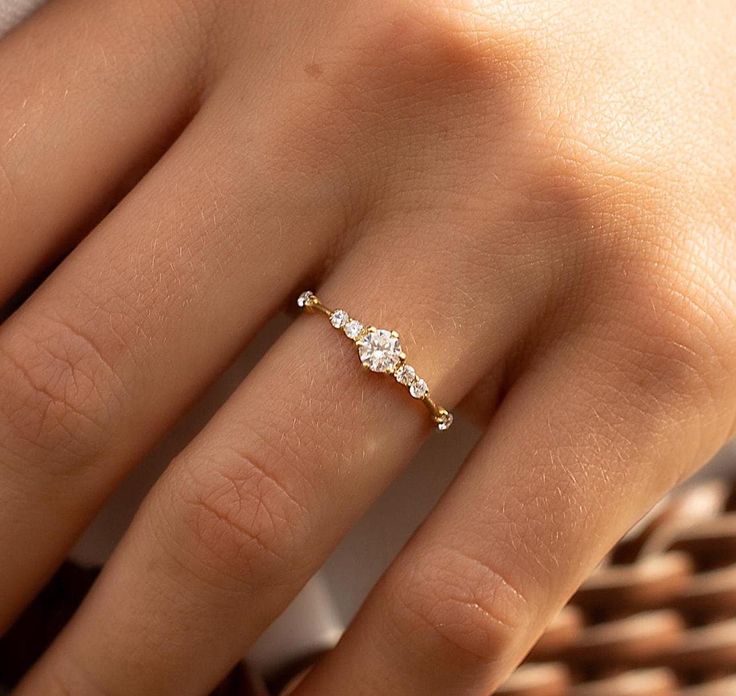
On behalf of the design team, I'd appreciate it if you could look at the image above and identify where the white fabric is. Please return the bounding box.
[0,0,44,37]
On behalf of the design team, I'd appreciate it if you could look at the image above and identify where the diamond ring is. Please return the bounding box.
[297,290,453,431]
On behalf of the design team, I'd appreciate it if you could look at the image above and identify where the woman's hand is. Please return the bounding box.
[1,0,734,693]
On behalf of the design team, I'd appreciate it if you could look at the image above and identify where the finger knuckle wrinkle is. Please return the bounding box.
[392,547,527,665]
[177,448,306,584]
[353,3,532,111]
[415,2,529,70]
[616,265,733,399]
[0,317,119,465]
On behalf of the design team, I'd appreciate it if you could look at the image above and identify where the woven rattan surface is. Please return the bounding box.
[497,479,736,696]
[2,479,735,695]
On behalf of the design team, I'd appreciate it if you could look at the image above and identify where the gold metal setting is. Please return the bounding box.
[297,290,453,432]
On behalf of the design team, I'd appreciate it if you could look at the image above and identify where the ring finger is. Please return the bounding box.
[290,299,735,695]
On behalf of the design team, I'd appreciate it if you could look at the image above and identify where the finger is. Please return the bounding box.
[14,220,551,696]
[0,85,347,629]
[0,0,211,303]
[290,313,736,695]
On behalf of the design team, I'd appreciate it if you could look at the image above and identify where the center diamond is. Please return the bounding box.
[357,328,403,373]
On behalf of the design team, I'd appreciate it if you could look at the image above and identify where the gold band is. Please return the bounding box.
[297,290,453,431]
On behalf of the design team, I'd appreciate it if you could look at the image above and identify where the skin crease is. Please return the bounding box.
[0,0,733,694]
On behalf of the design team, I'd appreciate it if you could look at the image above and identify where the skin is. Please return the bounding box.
[0,0,734,693]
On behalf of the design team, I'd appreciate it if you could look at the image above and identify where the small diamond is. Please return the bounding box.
[344,320,364,340]
[436,410,454,431]
[331,309,348,329]
[358,328,403,373]
[409,378,428,399]
[297,291,315,308]
[394,364,416,386]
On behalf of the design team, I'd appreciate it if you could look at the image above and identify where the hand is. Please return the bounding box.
[1,1,734,694]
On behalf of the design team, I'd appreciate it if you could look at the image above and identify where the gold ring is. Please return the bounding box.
[297,290,453,431]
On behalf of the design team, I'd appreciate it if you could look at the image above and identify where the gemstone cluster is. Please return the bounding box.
[329,309,441,410]
[298,291,453,431]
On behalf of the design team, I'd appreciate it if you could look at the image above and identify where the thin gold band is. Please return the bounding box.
[297,290,453,432]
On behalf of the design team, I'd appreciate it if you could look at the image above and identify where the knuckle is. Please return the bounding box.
[377,3,516,76]
[359,2,531,116]
[388,546,528,666]
[294,2,532,157]
[577,242,736,471]
[609,254,735,403]
[0,313,123,472]
[171,443,309,588]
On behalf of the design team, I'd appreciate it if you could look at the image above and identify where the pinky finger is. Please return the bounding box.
[290,325,735,696]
